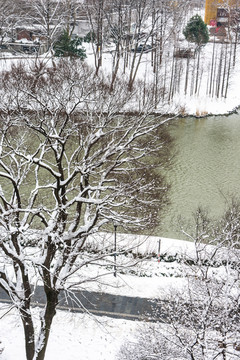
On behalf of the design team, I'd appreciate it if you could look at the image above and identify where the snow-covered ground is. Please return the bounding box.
[1,234,237,359]
[0,304,139,360]
[84,40,240,116]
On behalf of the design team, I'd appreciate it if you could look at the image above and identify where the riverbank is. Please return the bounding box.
[1,41,240,118]
[84,39,240,117]
[0,39,240,117]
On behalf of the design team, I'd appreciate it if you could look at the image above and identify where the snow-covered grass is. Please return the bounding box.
[0,304,139,360]
[0,231,226,299]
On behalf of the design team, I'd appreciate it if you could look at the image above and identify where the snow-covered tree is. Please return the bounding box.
[183,14,209,94]
[27,0,75,52]
[0,59,173,360]
[183,14,209,49]
[54,29,86,58]
[119,205,240,360]
[0,0,21,45]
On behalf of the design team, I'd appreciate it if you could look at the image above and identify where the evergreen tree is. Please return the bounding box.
[54,30,86,59]
[183,14,209,50]
[84,31,96,43]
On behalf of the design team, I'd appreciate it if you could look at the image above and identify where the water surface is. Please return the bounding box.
[160,113,240,239]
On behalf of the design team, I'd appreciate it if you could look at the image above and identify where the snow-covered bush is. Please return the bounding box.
[118,209,240,360]
[117,322,189,360]
[0,340,4,354]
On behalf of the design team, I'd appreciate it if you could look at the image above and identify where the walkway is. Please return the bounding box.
[0,287,162,321]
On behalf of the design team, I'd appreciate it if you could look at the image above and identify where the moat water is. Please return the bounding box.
[160,112,240,239]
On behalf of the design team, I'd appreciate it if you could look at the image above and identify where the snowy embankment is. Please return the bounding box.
[1,37,240,117]
[84,40,240,117]
[67,232,237,299]
[0,230,235,299]
[1,230,232,299]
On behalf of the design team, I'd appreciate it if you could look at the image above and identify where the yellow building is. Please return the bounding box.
[204,0,240,25]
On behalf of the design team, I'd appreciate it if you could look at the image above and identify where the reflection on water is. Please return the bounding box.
[160,112,240,239]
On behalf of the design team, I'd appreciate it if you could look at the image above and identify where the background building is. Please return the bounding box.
[205,0,240,25]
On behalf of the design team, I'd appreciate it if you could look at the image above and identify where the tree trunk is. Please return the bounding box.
[209,36,216,96]
[184,56,190,95]
[18,263,36,360]
[110,44,120,92]
[225,42,233,98]
[216,44,223,98]
[232,30,238,67]
[221,42,228,98]
[20,307,35,360]
[168,52,175,102]
[194,49,201,94]
[35,289,59,360]
[211,47,218,98]
[190,56,195,97]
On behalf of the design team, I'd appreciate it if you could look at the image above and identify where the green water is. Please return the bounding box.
[160,112,240,239]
